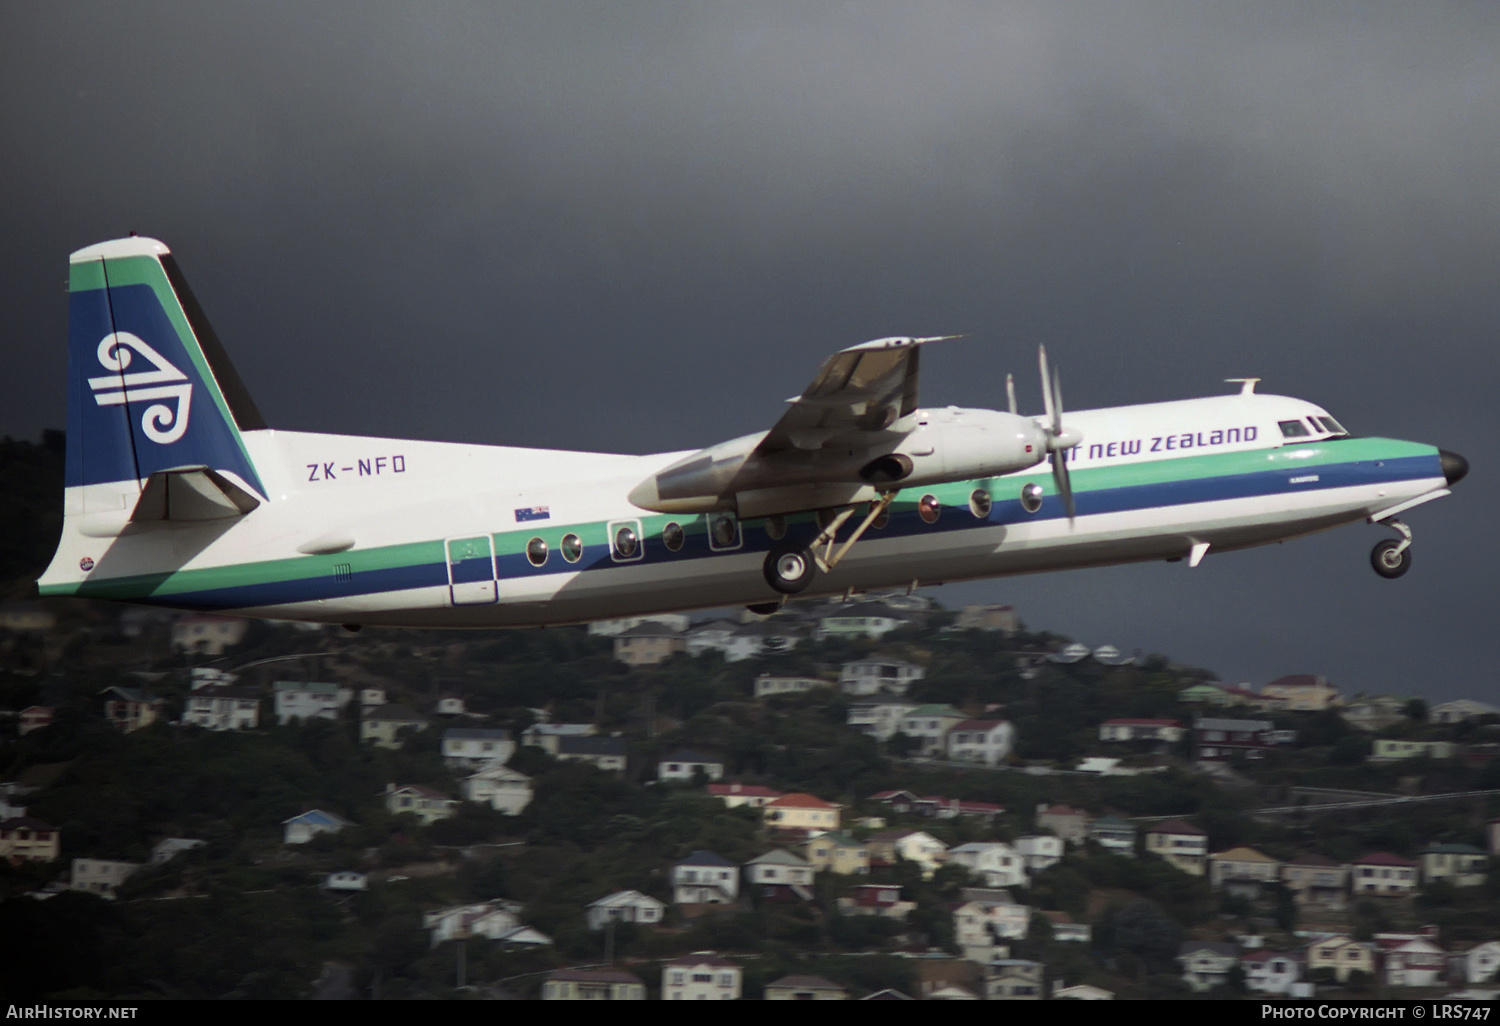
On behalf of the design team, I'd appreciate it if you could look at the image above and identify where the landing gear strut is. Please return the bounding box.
[1370,519,1413,579]
[759,492,897,595]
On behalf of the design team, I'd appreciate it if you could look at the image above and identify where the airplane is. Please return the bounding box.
[38,236,1468,629]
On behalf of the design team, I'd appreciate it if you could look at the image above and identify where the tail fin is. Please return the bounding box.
[64,237,267,509]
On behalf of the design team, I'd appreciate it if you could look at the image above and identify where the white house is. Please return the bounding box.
[323,871,368,892]
[1015,835,1064,873]
[150,837,205,864]
[384,783,458,825]
[586,889,666,930]
[657,750,725,783]
[840,658,925,696]
[442,728,516,769]
[1241,950,1302,994]
[744,850,815,898]
[662,953,742,1001]
[464,765,533,814]
[847,701,919,741]
[282,809,352,845]
[1460,941,1500,985]
[1385,938,1447,988]
[954,897,1031,962]
[71,858,142,897]
[273,681,352,724]
[182,686,261,731]
[948,842,1028,888]
[817,603,911,642]
[754,675,828,698]
[672,850,740,904]
[946,719,1015,766]
[868,829,948,879]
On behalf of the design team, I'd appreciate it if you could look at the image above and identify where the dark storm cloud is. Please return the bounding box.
[2,3,1497,697]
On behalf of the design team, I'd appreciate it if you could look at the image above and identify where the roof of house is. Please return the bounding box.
[766,792,837,809]
[951,718,1007,732]
[1285,853,1345,867]
[766,975,846,991]
[0,816,57,832]
[388,783,450,799]
[1420,842,1486,855]
[443,728,512,741]
[674,849,738,868]
[1354,851,1419,867]
[747,849,811,867]
[664,953,740,969]
[1210,846,1279,863]
[547,968,644,985]
[282,809,351,827]
[1145,818,1206,836]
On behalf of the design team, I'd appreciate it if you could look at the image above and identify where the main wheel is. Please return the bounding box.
[764,541,815,594]
[1370,539,1411,579]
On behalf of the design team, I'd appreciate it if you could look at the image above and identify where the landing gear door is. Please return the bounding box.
[446,536,497,605]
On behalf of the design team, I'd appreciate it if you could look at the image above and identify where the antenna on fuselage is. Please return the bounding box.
[1225,378,1260,395]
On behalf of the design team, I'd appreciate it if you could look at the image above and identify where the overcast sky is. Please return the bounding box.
[3,3,1497,699]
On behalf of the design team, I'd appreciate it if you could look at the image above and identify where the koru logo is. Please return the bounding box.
[88,332,192,444]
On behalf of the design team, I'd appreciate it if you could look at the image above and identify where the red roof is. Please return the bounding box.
[766,792,837,809]
[1355,852,1417,867]
[951,719,1006,732]
[1146,818,1205,836]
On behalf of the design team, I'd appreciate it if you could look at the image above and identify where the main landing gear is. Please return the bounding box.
[761,492,897,595]
[1370,519,1413,579]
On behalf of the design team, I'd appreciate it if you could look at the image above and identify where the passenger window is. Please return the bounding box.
[560,533,583,563]
[662,522,685,552]
[708,514,741,550]
[526,537,548,566]
[610,521,642,561]
[919,494,941,524]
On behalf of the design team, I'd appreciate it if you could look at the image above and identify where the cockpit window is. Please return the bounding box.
[1278,420,1311,438]
[1318,416,1347,436]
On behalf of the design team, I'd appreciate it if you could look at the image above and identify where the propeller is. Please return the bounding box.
[1006,373,1017,416]
[1037,345,1083,522]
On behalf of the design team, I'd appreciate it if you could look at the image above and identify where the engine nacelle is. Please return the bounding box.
[878,407,1049,488]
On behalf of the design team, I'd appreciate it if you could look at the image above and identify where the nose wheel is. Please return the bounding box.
[1370,520,1413,579]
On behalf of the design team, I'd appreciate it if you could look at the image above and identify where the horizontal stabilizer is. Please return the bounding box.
[131,466,261,523]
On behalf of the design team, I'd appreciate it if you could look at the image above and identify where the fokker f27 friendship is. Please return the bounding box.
[39,237,1468,628]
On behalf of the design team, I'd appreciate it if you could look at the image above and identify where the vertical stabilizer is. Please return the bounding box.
[64,237,267,507]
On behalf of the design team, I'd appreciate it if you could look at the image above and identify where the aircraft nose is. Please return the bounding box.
[1439,449,1469,486]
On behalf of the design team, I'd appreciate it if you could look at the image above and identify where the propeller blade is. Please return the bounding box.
[1006,373,1017,416]
[1051,451,1077,523]
[1039,345,1057,431]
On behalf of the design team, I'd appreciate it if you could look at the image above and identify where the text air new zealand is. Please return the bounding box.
[39,237,1468,627]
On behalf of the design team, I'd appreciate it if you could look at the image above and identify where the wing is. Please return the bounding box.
[755,336,948,455]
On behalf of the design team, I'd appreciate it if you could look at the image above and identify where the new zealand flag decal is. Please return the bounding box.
[515,506,550,523]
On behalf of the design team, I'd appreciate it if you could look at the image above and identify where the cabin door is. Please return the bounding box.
[446,536,498,605]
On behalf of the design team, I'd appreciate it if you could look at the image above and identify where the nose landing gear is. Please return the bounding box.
[1370,520,1413,579]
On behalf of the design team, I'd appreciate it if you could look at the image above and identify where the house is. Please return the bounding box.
[685,618,743,657]
[0,817,59,862]
[360,687,387,708]
[587,614,690,636]
[837,883,914,919]
[1014,835,1064,873]
[433,695,466,716]
[360,704,431,749]
[762,792,840,835]
[182,686,261,731]
[1430,699,1500,724]
[424,899,548,947]
[946,718,1015,765]
[71,858,142,897]
[1241,950,1303,994]
[586,889,665,930]
[839,657,925,696]
[744,849,814,899]
[1351,852,1420,895]
[1384,937,1447,987]
[722,619,801,661]
[1144,819,1208,875]
[1307,935,1378,982]
[708,782,784,808]
[662,953,742,1000]
[150,837,205,864]
[672,850,740,904]
[383,783,458,825]
[847,701,919,740]
[804,832,869,875]
[817,602,911,642]
[1099,718,1183,742]
[273,681,352,724]
[169,614,247,654]
[1087,815,1137,857]
[282,809,351,845]
[1040,910,1091,943]
[464,765,533,814]
[911,957,984,1000]
[1371,739,1457,761]
[1193,717,1282,761]
[520,722,596,753]
[1340,695,1409,732]
[18,706,55,735]
[765,975,848,1000]
[866,829,947,878]
[985,959,1044,1000]
[948,842,1027,888]
[1178,941,1240,992]
[1459,941,1500,985]
[895,704,966,755]
[1035,804,1090,846]
[954,896,1030,961]
[323,871,368,892]
[542,968,646,1000]
[1421,843,1489,887]
[100,686,164,732]
[657,749,725,783]
[441,728,515,769]
[555,735,628,773]
[1261,674,1342,711]
[612,621,686,666]
[1208,846,1282,897]
[1053,982,1113,999]
[954,603,1018,633]
[754,674,827,698]
[1281,854,1350,908]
